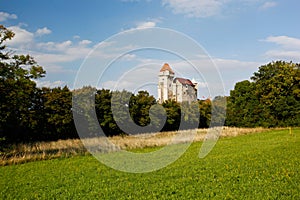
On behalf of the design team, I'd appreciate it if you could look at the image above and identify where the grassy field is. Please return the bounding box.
[1,128,299,199]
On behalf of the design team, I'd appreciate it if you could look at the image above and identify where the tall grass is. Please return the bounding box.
[0,127,283,166]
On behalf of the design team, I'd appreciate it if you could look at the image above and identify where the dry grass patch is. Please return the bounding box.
[110,127,281,150]
[1,127,283,165]
[0,139,88,165]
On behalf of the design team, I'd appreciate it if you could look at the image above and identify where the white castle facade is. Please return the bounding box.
[157,63,198,104]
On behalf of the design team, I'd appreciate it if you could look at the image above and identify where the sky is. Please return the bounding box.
[1,0,300,98]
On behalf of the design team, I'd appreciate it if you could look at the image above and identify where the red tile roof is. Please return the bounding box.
[174,78,195,86]
[160,63,174,74]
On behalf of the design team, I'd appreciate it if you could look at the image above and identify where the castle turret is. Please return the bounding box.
[158,63,174,103]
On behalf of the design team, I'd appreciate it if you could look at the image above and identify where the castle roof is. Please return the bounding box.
[174,77,195,87]
[160,63,174,74]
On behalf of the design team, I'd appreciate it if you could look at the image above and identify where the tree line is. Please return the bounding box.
[1,25,299,147]
[226,61,300,127]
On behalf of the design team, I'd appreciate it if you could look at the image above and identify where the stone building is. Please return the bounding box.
[157,63,198,104]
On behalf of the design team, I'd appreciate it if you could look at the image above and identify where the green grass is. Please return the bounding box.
[1,128,299,199]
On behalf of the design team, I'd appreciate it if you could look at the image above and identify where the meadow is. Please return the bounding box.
[1,128,299,199]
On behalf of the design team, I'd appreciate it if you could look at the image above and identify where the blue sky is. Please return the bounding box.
[1,0,300,98]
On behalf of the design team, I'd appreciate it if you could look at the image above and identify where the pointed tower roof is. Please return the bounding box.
[160,63,174,74]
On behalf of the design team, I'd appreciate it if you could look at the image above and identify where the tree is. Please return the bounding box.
[110,90,135,134]
[0,25,46,143]
[211,96,227,127]
[198,99,212,128]
[227,61,300,127]
[162,100,181,131]
[129,91,167,133]
[251,61,300,127]
[43,86,76,140]
[95,89,116,136]
[129,91,155,127]
[73,86,100,138]
[226,80,260,127]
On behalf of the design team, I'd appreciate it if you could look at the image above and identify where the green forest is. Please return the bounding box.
[1,25,300,147]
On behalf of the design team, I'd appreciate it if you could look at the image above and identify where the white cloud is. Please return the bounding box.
[0,12,17,22]
[100,64,159,94]
[73,35,80,39]
[35,80,66,88]
[120,53,137,61]
[42,64,74,73]
[263,35,300,62]
[264,36,300,50]
[37,40,73,52]
[125,18,162,31]
[79,40,92,45]
[3,25,96,75]
[213,58,260,69]
[136,21,157,29]
[5,26,34,47]
[35,27,52,36]
[34,53,78,64]
[33,40,94,68]
[56,40,73,50]
[265,50,300,62]
[265,50,300,58]
[162,0,225,18]
[97,41,116,48]
[162,0,279,17]
[259,1,277,10]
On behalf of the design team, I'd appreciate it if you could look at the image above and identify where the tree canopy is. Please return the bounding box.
[0,25,47,143]
[226,61,300,127]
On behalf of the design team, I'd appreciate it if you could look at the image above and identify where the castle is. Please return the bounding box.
[157,63,198,104]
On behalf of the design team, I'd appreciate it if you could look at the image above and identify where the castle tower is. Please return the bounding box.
[158,63,174,104]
